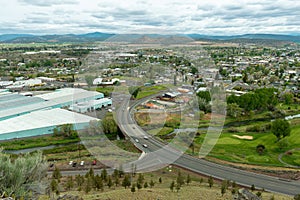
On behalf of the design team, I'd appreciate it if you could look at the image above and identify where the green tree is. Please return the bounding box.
[52,166,62,181]
[86,168,95,179]
[200,178,204,185]
[221,180,227,196]
[150,179,155,188]
[137,173,144,185]
[159,177,162,184]
[94,175,103,191]
[85,75,95,88]
[271,119,291,141]
[176,171,185,187]
[101,168,108,182]
[75,175,84,187]
[170,181,175,192]
[129,86,141,99]
[84,176,92,193]
[208,176,214,188]
[186,174,191,185]
[65,176,74,191]
[107,176,113,188]
[131,184,136,194]
[122,175,131,189]
[294,194,300,200]
[50,179,58,195]
[137,182,142,190]
[232,181,237,188]
[176,183,181,192]
[227,103,243,118]
[251,184,255,191]
[101,113,119,139]
[144,182,148,188]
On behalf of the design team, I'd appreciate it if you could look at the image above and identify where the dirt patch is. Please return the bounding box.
[232,134,253,140]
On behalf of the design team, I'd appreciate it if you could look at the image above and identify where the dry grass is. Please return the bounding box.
[41,166,294,200]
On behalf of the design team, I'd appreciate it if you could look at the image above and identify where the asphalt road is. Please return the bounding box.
[116,94,300,196]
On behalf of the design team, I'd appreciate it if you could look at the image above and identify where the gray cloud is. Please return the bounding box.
[19,0,79,7]
[1,0,300,35]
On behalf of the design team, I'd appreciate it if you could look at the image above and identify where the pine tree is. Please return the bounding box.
[101,168,108,182]
[94,174,103,191]
[137,182,142,190]
[50,179,58,194]
[150,179,155,188]
[122,174,131,189]
[208,176,214,188]
[170,181,175,192]
[144,182,148,188]
[65,176,74,191]
[84,176,92,194]
[176,171,185,187]
[176,183,181,192]
[186,174,191,185]
[114,175,120,186]
[52,167,61,181]
[137,173,144,185]
[221,181,227,196]
[107,176,113,188]
[159,177,162,184]
[131,184,136,194]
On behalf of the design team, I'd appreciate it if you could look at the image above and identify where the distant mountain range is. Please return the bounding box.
[0,32,299,43]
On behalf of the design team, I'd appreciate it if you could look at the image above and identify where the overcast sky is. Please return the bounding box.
[1,0,300,35]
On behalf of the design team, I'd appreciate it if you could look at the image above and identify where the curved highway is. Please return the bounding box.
[115,93,300,196]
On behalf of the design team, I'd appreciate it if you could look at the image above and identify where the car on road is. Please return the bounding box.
[135,139,139,143]
[80,161,85,166]
[142,144,148,148]
[143,136,149,140]
[69,161,73,165]
[72,162,77,167]
[92,160,97,165]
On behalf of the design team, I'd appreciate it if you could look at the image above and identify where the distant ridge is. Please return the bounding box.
[0,32,299,43]
[187,33,300,43]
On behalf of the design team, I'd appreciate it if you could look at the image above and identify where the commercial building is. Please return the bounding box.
[69,98,112,113]
[0,88,109,140]
[0,108,98,140]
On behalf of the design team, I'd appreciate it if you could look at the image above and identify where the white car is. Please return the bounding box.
[80,161,85,166]
[69,161,73,165]
[143,136,149,140]
[135,139,139,143]
[142,144,148,148]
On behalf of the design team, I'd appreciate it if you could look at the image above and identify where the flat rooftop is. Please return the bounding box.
[0,108,98,135]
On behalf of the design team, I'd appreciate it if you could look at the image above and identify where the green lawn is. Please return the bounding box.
[281,150,300,166]
[136,85,168,99]
[193,124,300,167]
[95,86,114,97]
[0,136,80,150]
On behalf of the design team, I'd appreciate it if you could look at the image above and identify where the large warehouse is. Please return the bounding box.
[0,108,98,140]
[0,88,111,140]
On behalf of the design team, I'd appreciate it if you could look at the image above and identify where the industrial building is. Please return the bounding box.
[0,108,98,140]
[0,88,111,140]
[69,98,112,113]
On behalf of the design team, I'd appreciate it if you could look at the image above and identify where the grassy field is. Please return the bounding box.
[136,85,168,99]
[281,149,300,166]
[0,135,80,150]
[192,123,300,167]
[95,86,114,96]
